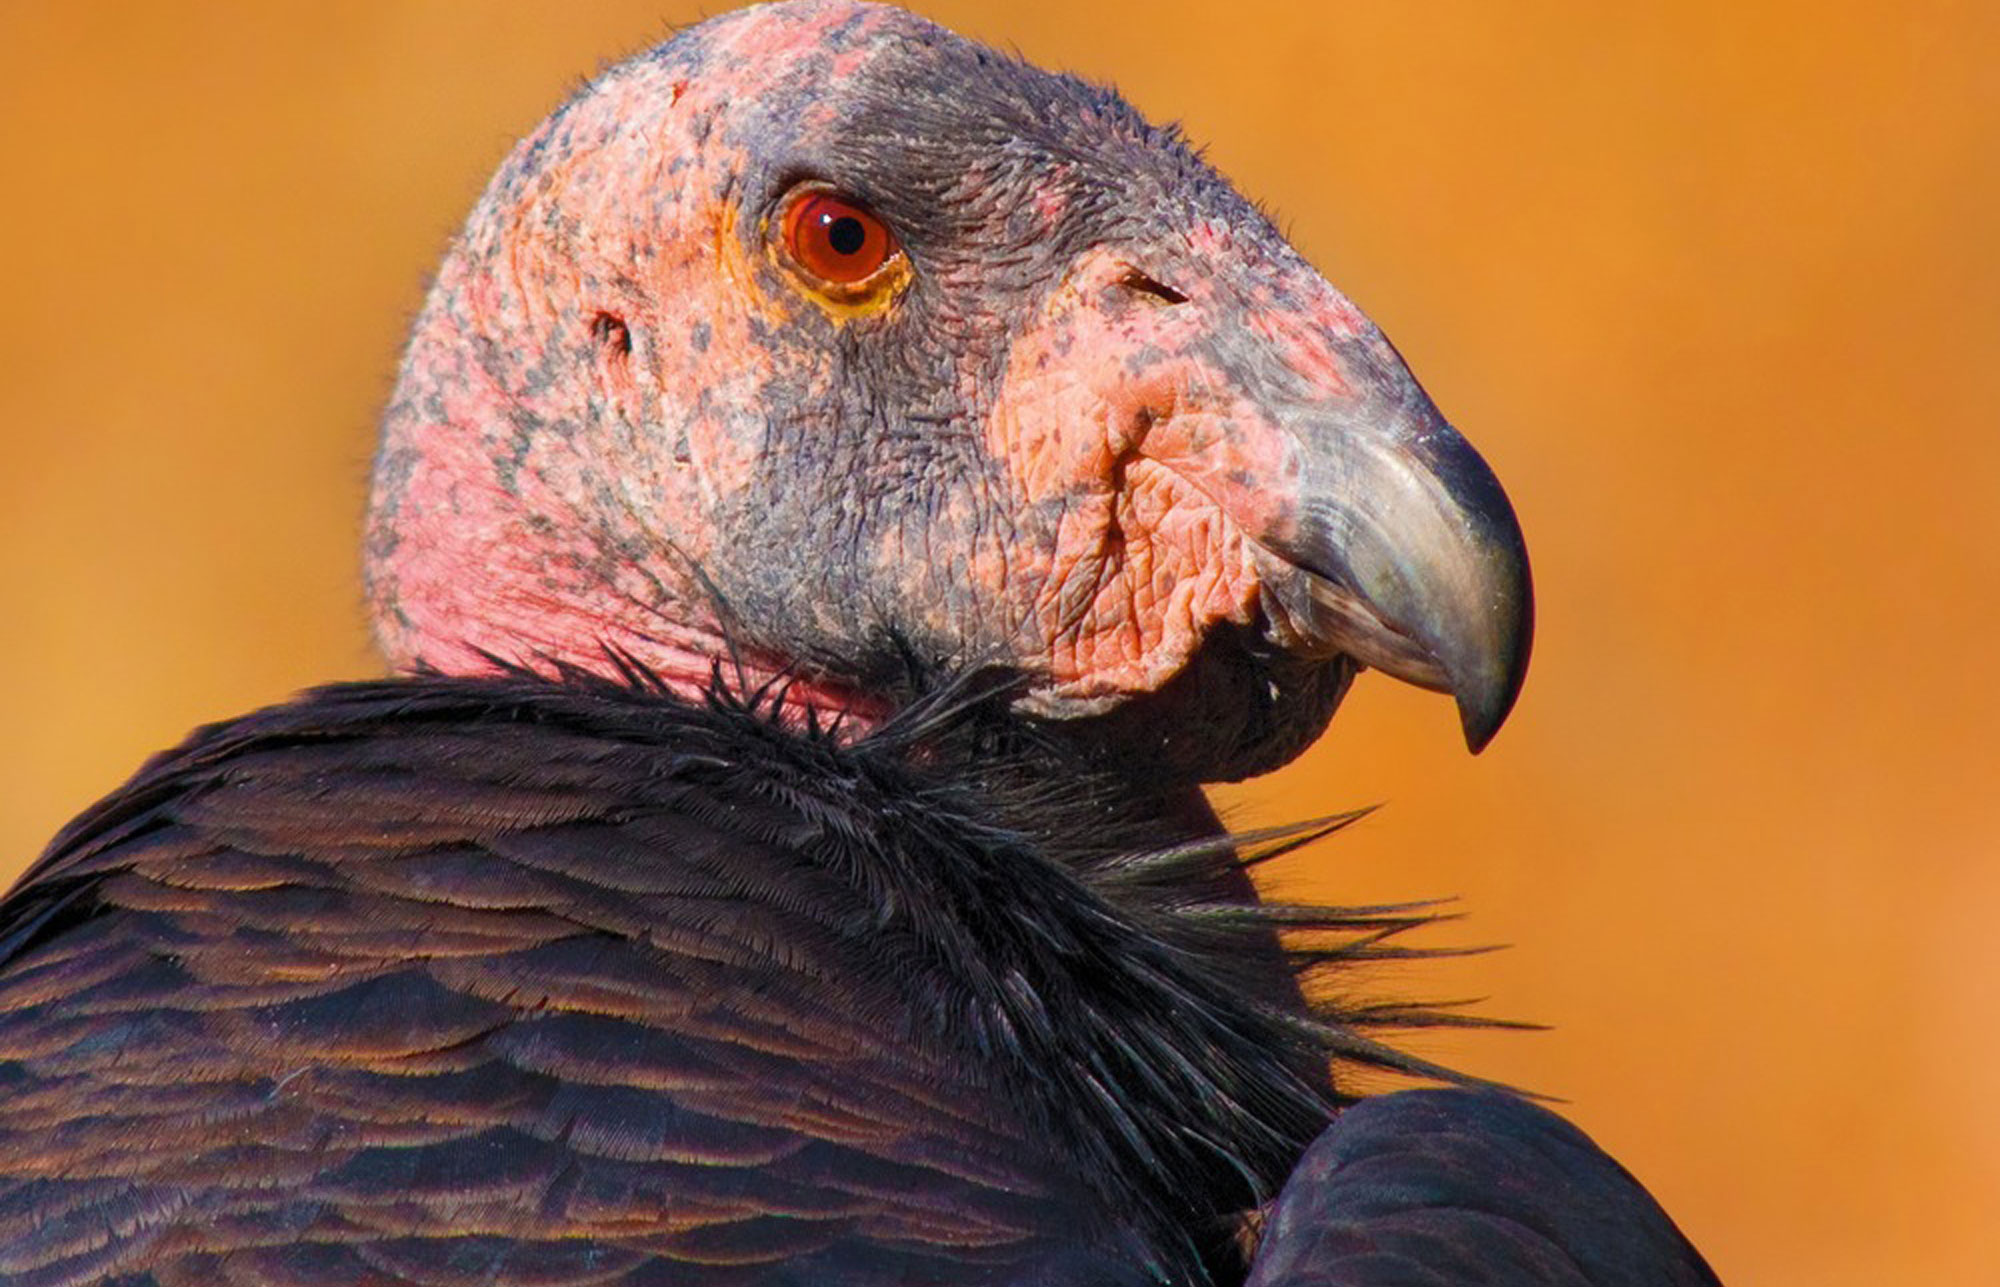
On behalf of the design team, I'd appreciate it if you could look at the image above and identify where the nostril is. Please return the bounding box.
[1116,267,1189,306]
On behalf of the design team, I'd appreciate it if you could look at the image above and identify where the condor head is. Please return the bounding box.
[366,0,1531,782]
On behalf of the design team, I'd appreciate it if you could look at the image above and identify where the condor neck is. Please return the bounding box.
[367,499,893,733]
[366,392,892,734]
[378,600,895,736]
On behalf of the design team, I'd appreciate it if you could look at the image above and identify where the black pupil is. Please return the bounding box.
[826,215,866,256]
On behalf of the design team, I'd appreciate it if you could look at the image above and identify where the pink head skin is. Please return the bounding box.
[367,0,1531,779]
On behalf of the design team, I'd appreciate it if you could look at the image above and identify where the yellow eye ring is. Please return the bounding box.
[771,186,910,314]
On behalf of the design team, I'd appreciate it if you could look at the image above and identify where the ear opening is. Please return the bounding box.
[590,311,633,357]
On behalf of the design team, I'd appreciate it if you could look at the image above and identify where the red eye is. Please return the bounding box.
[782,191,898,287]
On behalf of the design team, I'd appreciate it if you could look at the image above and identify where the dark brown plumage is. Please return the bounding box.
[0,673,1429,1284]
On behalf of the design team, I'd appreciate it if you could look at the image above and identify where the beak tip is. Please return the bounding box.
[1458,682,1514,754]
[1461,709,1497,755]
[1452,596,1532,755]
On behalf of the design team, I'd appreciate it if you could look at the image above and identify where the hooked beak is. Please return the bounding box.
[992,246,1531,758]
[1261,389,1533,752]
[1138,292,1532,752]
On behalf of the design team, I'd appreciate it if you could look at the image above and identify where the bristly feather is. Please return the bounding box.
[495,649,1532,1182]
[748,655,1535,1205]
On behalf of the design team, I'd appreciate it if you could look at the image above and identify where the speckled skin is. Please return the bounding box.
[367,0,1527,777]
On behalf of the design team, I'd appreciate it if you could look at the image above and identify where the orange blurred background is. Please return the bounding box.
[1,2,1994,1281]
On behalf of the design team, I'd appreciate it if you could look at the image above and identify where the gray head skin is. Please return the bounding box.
[367,0,1531,781]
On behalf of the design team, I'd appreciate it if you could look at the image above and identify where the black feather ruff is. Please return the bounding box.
[1,662,1507,1285]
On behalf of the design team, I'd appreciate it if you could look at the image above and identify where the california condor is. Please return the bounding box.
[0,3,1715,1284]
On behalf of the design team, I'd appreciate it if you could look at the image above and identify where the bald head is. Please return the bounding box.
[368,0,1530,778]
